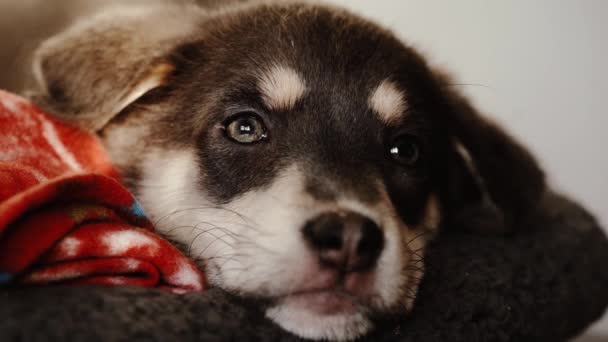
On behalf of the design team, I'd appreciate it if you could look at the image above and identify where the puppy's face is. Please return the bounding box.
[133,10,441,339]
[32,3,545,341]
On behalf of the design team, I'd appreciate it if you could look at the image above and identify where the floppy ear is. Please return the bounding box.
[435,74,546,233]
[30,5,202,131]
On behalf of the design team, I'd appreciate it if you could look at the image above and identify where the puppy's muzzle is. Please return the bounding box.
[302,211,384,274]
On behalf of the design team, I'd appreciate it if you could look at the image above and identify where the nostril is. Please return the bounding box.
[353,218,385,271]
[357,219,384,254]
[302,215,344,251]
[302,212,385,273]
[320,233,343,250]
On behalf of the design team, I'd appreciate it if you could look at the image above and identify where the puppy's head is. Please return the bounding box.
[31,2,545,340]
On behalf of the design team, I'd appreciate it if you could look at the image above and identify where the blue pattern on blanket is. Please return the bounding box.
[0,272,12,284]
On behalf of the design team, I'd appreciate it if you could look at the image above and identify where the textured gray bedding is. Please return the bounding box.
[2,193,607,341]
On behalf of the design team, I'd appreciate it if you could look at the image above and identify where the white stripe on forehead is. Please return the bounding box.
[258,64,307,111]
[369,79,407,123]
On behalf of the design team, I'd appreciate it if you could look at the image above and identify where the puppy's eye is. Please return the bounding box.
[389,136,420,166]
[223,113,268,144]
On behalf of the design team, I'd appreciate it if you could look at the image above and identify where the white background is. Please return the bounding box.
[325,0,608,338]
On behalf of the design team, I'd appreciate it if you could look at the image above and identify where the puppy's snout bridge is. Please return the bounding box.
[302,211,384,273]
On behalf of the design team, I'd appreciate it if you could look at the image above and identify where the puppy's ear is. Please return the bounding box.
[436,74,546,233]
[30,5,202,131]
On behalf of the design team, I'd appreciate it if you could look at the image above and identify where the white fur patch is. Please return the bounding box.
[369,79,407,123]
[258,64,307,111]
[135,148,418,341]
[266,305,371,341]
[102,122,149,170]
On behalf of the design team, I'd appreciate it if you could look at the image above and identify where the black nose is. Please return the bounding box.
[302,211,385,273]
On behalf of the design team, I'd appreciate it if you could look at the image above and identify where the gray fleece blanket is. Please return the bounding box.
[2,193,607,342]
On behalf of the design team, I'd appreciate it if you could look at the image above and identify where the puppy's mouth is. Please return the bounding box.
[278,288,363,315]
[268,269,378,316]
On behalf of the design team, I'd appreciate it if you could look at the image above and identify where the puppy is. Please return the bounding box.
[29,1,545,340]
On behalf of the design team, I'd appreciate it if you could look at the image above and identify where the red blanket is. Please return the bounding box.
[0,90,205,292]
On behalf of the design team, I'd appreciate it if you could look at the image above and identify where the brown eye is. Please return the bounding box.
[224,113,268,144]
[389,135,420,166]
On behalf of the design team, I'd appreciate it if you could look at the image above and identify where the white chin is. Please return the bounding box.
[265,298,373,341]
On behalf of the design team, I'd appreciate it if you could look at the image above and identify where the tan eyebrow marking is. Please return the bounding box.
[258,64,307,111]
[369,79,407,123]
